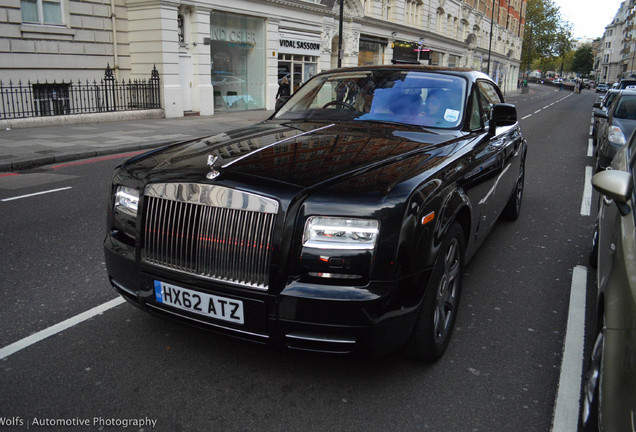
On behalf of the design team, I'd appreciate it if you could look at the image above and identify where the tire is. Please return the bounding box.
[580,323,603,431]
[589,219,599,269]
[501,159,525,221]
[408,223,465,362]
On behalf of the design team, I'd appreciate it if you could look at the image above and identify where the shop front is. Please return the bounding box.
[391,41,429,65]
[358,36,387,66]
[277,31,320,96]
[210,11,266,111]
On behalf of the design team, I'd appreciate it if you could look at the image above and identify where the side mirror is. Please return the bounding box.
[593,109,608,119]
[593,102,602,109]
[592,169,633,216]
[489,103,517,135]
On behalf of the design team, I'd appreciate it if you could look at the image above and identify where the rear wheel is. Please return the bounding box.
[408,223,465,362]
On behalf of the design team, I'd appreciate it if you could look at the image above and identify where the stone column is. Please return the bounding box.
[126,0,181,117]
[190,6,213,115]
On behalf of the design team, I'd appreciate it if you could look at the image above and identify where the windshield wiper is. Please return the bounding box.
[354,118,438,133]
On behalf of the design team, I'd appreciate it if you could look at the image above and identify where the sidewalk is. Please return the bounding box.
[0,110,274,172]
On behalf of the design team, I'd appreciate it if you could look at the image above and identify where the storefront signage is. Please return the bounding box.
[279,38,321,55]
[211,28,257,46]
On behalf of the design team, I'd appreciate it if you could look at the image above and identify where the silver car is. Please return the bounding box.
[582,130,636,431]
[594,90,636,171]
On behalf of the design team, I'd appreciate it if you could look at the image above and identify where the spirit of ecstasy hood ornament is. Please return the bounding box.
[206,155,220,180]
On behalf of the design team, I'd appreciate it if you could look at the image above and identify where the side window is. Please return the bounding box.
[477,80,503,128]
[469,90,482,130]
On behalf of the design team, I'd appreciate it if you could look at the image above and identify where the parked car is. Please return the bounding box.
[581,130,636,431]
[596,83,609,93]
[104,66,527,360]
[594,90,636,171]
[592,89,620,145]
[617,78,636,89]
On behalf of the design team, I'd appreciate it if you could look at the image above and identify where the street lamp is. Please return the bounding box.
[338,0,344,68]
[487,0,496,76]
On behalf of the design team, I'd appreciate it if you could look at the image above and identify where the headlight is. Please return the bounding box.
[114,186,139,216]
[608,126,626,146]
[303,216,379,250]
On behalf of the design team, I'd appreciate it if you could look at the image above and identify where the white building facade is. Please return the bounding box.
[596,0,635,84]
[0,0,526,118]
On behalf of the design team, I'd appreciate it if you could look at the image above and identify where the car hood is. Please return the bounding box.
[119,120,465,190]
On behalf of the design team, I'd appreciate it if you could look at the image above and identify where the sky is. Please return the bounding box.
[552,0,624,39]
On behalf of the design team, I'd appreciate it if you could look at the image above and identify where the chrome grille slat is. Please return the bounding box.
[142,183,278,290]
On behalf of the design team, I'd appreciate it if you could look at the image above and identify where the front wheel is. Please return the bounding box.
[408,223,465,362]
[502,159,525,221]
[580,321,603,431]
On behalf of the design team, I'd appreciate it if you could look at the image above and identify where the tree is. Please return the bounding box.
[521,0,572,72]
[571,45,595,77]
[555,27,573,76]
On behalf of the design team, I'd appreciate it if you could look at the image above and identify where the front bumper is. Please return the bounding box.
[104,238,425,356]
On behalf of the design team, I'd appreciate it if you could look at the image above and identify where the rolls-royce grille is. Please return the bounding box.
[141,183,279,290]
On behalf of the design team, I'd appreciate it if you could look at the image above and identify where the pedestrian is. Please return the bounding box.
[275,76,291,111]
[276,76,290,100]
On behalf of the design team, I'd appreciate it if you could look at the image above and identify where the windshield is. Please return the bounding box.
[274,70,467,129]
[614,95,636,120]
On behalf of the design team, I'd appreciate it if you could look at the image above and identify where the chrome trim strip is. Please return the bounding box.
[221,123,335,169]
[142,259,269,291]
[285,332,356,345]
[145,183,279,214]
[146,303,269,340]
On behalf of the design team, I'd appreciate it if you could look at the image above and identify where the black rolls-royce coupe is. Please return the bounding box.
[104,66,527,361]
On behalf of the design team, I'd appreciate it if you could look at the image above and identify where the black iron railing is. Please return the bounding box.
[0,65,161,120]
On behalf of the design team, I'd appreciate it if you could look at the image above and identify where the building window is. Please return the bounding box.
[20,0,63,25]
[178,14,185,43]
[33,83,70,116]
[406,0,422,26]
[362,0,373,16]
[436,10,443,33]
[382,0,392,20]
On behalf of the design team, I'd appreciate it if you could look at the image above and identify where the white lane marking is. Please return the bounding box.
[519,93,571,121]
[1,186,72,202]
[588,139,594,157]
[0,297,125,360]
[589,126,594,136]
[551,266,587,432]
[581,166,593,216]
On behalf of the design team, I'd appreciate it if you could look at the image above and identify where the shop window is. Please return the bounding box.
[278,55,318,95]
[21,0,63,25]
[210,11,266,111]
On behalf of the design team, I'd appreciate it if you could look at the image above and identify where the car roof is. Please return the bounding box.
[315,65,492,83]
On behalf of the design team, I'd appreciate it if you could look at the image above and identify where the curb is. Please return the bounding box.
[0,140,176,172]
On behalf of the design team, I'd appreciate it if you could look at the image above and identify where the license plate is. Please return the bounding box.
[154,281,244,325]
